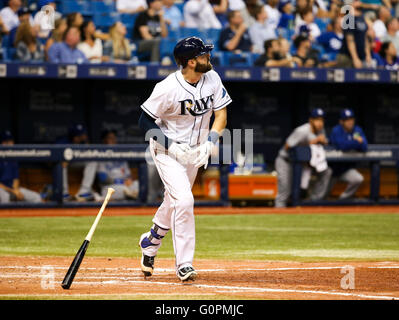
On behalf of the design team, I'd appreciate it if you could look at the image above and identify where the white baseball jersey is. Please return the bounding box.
[141,69,232,147]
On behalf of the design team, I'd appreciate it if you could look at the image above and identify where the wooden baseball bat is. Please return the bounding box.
[61,187,115,289]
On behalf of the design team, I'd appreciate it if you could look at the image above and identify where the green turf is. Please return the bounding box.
[0,213,398,261]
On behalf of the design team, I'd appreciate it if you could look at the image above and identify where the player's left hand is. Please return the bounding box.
[192,141,214,169]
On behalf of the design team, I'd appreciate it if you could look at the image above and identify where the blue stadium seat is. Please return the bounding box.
[175,2,184,14]
[168,28,182,41]
[224,51,252,67]
[160,38,176,59]
[59,0,92,15]
[6,48,16,61]
[210,51,224,66]
[91,1,116,13]
[93,12,121,28]
[120,13,138,29]
[202,28,221,51]
[179,28,202,39]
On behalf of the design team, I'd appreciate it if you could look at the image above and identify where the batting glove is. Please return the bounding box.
[193,140,214,169]
[168,142,192,164]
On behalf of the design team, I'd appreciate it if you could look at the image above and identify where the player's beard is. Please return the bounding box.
[195,60,213,73]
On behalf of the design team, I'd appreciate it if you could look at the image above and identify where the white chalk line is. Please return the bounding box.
[1,265,399,272]
[1,271,398,300]
[0,293,217,297]
[66,279,399,300]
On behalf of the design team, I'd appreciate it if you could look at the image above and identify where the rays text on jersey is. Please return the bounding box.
[179,94,214,116]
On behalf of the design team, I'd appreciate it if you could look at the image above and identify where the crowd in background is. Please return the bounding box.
[0,0,399,68]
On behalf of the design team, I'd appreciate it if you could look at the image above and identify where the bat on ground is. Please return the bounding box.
[61,187,115,289]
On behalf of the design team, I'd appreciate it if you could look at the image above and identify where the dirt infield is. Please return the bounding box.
[0,205,398,218]
[0,256,398,300]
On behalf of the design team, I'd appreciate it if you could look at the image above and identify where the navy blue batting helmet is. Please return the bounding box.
[173,37,214,67]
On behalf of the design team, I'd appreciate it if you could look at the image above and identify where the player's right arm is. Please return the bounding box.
[138,111,172,149]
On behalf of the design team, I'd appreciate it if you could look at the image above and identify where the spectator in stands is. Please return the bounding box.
[293,34,319,67]
[337,0,372,68]
[78,20,109,63]
[0,130,42,204]
[296,0,329,19]
[328,109,367,200]
[14,21,44,62]
[241,0,258,27]
[94,130,139,202]
[277,0,295,29]
[66,12,84,29]
[44,17,67,59]
[219,10,252,52]
[373,5,391,40]
[117,0,148,14]
[183,0,222,29]
[316,17,343,55]
[33,0,61,39]
[104,22,132,63]
[382,17,399,53]
[55,123,96,202]
[295,8,321,41]
[264,0,281,31]
[163,0,184,30]
[378,41,399,69]
[274,108,332,207]
[249,4,277,53]
[210,0,228,27]
[48,26,88,64]
[254,38,296,66]
[360,0,392,13]
[279,37,294,63]
[0,0,22,32]
[7,6,30,47]
[133,0,168,62]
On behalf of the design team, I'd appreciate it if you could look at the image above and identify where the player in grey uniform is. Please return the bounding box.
[275,108,332,207]
[0,130,42,204]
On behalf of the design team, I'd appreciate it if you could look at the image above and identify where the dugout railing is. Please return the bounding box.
[290,145,399,206]
[0,144,230,208]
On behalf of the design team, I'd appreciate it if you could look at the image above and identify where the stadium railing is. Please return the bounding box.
[0,144,230,208]
[290,145,399,206]
[0,62,398,83]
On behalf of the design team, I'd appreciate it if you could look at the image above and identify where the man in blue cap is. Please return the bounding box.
[329,108,367,199]
[0,130,42,204]
[275,108,332,207]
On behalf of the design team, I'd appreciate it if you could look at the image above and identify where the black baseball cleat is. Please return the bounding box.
[177,266,198,282]
[140,254,155,278]
[139,233,156,277]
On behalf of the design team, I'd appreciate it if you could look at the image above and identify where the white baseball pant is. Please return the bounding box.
[142,138,198,270]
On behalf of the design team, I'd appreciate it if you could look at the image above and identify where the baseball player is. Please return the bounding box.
[328,109,367,199]
[137,37,231,281]
[0,130,42,204]
[56,123,97,202]
[275,108,332,207]
[95,129,139,201]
